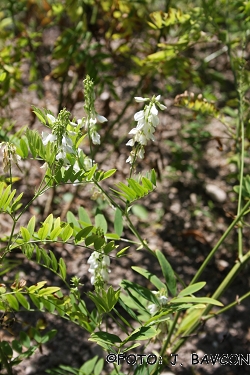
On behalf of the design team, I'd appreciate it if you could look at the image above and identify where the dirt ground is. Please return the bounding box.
[1,32,250,375]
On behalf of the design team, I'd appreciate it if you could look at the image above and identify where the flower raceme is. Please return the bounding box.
[126,95,167,164]
[42,111,75,162]
[87,251,111,289]
[82,75,108,145]
[41,111,92,175]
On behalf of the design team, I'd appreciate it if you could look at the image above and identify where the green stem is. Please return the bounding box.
[94,180,156,256]
[226,14,246,260]
[191,198,250,285]
[211,251,250,301]
[236,86,245,260]
[202,290,250,320]
[16,175,51,222]
[2,177,52,260]
[107,311,130,336]
[163,201,250,358]
[124,212,155,256]
[171,250,250,353]
[160,311,180,358]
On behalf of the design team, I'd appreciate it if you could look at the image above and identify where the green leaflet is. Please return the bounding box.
[178,282,206,297]
[132,266,166,291]
[156,250,177,297]
[114,207,123,236]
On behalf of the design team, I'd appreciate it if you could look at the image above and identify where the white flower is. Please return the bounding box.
[126,155,133,163]
[56,150,66,161]
[100,268,109,282]
[61,135,73,154]
[134,110,144,122]
[159,295,168,304]
[148,303,159,315]
[126,95,166,164]
[55,135,74,161]
[126,139,134,147]
[70,118,85,128]
[83,156,92,170]
[102,255,110,266]
[42,132,57,145]
[42,131,75,161]
[87,251,111,287]
[137,147,145,159]
[134,97,150,103]
[157,103,167,110]
[96,114,108,123]
[148,291,168,315]
[91,131,101,145]
[72,160,80,173]
[47,113,56,124]
[87,251,100,265]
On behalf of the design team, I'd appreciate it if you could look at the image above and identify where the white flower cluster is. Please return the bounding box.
[71,113,107,145]
[148,291,168,315]
[126,95,167,163]
[42,114,75,161]
[42,113,92,174]
[82,75,108,145]
[87,251,110,287]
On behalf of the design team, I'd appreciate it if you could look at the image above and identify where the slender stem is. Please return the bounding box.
[236,85,245,259]
[211,251,250,301]
[2,176,52,260]
[160,311,180,358]
[191,198,250,284]
[107,311,130,336]
[129,146,139,178]
[225,6,246,260]
[16,175,50,222]
[202,290,250,320]
[171,251,250,353]
[124,212,155,256]
[94,180,156,256]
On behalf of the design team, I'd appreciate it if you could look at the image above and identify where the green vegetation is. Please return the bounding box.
[0,0,250,374]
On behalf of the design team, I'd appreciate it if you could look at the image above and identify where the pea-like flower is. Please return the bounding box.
[126,95,167,164]
[83,75,108,145]
[148,291,168,315]
[87,251,110,288]
[41,113,75,162]
[71,114,107,145]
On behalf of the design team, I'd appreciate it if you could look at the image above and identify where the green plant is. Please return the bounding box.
[1,1,250,374]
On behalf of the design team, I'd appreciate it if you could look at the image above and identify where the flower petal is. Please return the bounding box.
[134,97,149,103]
[134,110,144,121]
[126,155,132,163]
[96,114,108,123]
[91,131,101,144]
[157,103,167,110]
[150,104,158,116]
[126,139,134,147]
[42,132,57,145]
[47,114,56,124]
